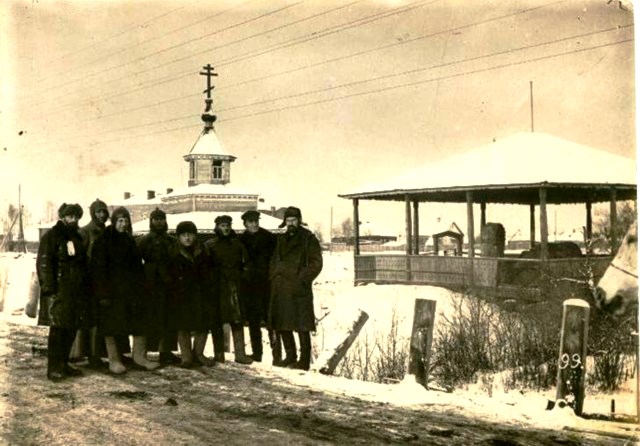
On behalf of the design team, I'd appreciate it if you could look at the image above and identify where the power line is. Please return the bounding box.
[215,0,437,67]
[27,22,631,147]
[218,0,567,92]
[219,39,632,123]
[216,25,632,114]
[15,4,187,101]
[59,1,253,79]
[17,1,304,109]
[81,0,569,123]
[41,0,435,117]
[95,0,364,94]
[38,37,631,152]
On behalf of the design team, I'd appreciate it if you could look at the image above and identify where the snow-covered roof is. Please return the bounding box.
[162,183,258,199]
[341,133,636,204]
[131,211,283,234]
[120,194,163,205]
[187,128,234,158]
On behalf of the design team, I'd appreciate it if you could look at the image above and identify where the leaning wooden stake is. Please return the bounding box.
[555,298,590,416]
[319,309,369,375]
[408,298,437,389]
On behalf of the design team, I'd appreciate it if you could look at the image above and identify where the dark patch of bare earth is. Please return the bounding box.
[0,321,637,446]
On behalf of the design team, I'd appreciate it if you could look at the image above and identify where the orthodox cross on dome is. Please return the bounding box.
[199,64,218,127]
[200,63,218,99]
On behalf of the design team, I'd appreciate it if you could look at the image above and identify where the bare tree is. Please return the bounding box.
[313,223,324,244]
[592,200,636,248]
[340,217,353,239]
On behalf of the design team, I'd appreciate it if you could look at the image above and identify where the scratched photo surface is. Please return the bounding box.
[0,1,637,445]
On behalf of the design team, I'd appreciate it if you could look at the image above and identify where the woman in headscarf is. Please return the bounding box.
[91,207,159,374]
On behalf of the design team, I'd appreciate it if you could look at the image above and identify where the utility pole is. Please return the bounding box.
[530,80,534,132]
[329,206,333,254]
[17,184,26,253]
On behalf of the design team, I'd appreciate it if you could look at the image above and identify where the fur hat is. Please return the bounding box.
[241,210,260,222]
[278,206,304,228]
[215,215,232,225]
[58,203,83,219]
[176,221,197,236]
[150,207,166,220]
[110,206,131,225]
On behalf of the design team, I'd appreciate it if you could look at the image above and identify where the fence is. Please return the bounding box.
[354,254,612,300]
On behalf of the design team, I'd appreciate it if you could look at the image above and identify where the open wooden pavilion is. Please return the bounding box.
[339,133,637,300]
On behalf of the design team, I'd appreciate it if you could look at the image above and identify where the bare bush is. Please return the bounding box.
[335,304,408,383]
[587,310,637,391]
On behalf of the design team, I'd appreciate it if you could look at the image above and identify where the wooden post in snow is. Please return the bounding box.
[555,299,590,416]
[408,298,437,389]
[318,309,369,375]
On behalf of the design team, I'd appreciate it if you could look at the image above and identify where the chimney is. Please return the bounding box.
[124,192,131,200]
[147,190,155,200]
[271,206,275,213]
[166,188,173,194]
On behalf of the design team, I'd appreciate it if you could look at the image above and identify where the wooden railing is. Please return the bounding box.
[354,254,612,299]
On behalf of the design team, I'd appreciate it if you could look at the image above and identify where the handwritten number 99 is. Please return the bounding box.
[559,353,581,370]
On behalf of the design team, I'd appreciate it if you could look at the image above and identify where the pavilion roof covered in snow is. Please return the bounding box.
[339,133,636,204]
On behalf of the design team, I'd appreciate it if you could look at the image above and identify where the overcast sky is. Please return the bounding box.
[1,0,635,237]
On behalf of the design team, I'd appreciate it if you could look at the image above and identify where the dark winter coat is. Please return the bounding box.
[204,230,249,324]
[79,220,105,260]
[137,230,176,338]
[36,221,89,329]
[78,219,107,325]
[91,226,145,336]
[167,242,212,331]
[269,226,323,332]
[239,227,276,324]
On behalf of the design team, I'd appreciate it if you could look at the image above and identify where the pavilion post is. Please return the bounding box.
[480,202,487,228]
[405,195,412,282]
[585,201,592,254]
[405,195,412,256]
[539,187,549,261]
[609,188,618,254]
[466,191,475,258]
[413,200,420,255]
[353,199,360,256]
[529,204,536,249]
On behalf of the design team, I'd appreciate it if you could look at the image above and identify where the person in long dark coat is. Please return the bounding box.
[238,210,279,363]
[69,198,110,368]
[136,207,179,365]
[269,206,323,371]
[168,221,214,368]
[91,207,159,374]
[204,215,252,365]
[36,203,89,382]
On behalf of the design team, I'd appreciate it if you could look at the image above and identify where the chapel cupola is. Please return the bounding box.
[184,64,236,187]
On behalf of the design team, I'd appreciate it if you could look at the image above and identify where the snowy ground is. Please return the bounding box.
[0,250,638,443]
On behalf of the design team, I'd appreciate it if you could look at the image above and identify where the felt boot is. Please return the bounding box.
[132,336,160,371]
[105,336,126,375]
[232,324,252,365]
[193,332,215,367]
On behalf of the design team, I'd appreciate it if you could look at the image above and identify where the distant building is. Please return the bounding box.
[111,65,283,234]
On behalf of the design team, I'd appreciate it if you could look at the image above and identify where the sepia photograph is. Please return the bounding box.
[0,0,637,444]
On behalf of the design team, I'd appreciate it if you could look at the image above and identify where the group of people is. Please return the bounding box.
[36,201,323,382]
